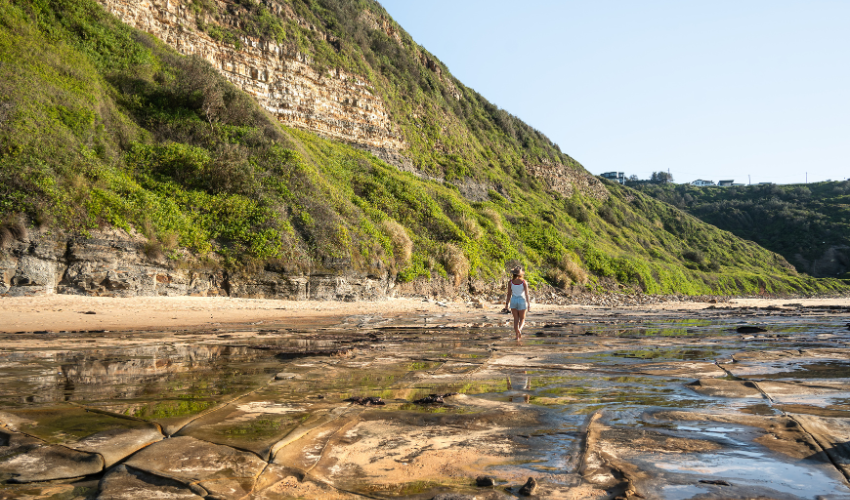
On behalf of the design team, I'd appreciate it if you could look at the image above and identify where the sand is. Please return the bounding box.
[0,295,847,333]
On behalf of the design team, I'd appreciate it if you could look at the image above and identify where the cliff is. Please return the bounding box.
[94,0,605,197]
[0,229,390,300]
[98,0,404,150]
[0,0,846,299]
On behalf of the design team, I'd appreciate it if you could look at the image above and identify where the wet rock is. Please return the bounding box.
[274,347,354,359]
[476,476,496,487]
[414,394,445,405]
[0,483,78,500]
[271,415,353,469]
[275,372,298,380]
[344,396,385,406]
[413,392,460,405]
[736,326,768,333]
[432,495,479,500]
[124,436,266,491]
[252,466,355,499]
[0,412,31,432]
[69,426,163,467]
[0,443,104,483]
[518,477,538,496]
[699,479,732,486]
[0,430,41,461]
[177,401,310,461]
[687,379,763,398]
[631,361,726,379]
[98,465,205,500]
[791,414,850,479]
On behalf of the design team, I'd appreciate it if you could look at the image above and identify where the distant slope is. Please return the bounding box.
[633,181,850,279]
[0,0,846,297]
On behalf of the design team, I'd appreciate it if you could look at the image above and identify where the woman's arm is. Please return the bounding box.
[504,281,511,310]
[523,280,530,312]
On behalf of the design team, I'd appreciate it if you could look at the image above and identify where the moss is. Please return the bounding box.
[129,400,217,420]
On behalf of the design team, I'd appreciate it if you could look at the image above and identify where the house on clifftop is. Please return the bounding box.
[692,179,716,187]
[601,172,625,184]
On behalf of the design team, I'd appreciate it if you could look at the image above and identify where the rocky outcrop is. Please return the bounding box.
[94,0,604,203]
[96,0,404,150]
[525,159,609,200]
[0,229,390,300]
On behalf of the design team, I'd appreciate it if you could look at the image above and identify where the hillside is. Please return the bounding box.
[0,0,846,298]
[634,181,850,279]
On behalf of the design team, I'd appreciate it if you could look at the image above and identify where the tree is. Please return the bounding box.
[651,171,674,184]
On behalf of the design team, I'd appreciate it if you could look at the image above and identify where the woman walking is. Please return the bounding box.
[504,266,530,340]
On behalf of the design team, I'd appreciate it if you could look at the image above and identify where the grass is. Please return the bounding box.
[0,0,846,296]
[633,181,850,279]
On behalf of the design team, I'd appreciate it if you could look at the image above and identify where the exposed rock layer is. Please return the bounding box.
[97,0,404,150]
[0,230,389,300]
[94,0,608,203]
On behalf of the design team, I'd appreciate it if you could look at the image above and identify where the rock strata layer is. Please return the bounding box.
[0,229,389,300]
[96,0,404,150]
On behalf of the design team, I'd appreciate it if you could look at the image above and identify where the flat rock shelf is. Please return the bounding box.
[2,304,850,499]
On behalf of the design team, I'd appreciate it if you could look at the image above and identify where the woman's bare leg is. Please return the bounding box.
[516,309,527,337]
[512,309,521,339]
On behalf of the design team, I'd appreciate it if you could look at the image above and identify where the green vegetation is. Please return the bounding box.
[0,0,846,296]
[633,182,850,279]
[129,400,217,419]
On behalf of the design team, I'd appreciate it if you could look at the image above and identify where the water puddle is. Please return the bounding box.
[1,310,850,498]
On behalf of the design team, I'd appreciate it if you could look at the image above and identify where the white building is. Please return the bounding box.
[601,172,625,184]
[692,179,716,187]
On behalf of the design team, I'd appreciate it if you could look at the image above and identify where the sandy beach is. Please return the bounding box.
[0,294,848,333]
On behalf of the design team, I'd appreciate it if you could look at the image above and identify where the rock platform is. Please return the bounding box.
[2,303,850,498]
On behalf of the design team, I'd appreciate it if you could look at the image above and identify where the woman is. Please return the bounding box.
[504,266,530,340]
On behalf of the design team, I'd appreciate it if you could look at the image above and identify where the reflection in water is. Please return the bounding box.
[1,313,850,497]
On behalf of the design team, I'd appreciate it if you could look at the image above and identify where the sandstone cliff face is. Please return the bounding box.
[95,0,607,203]
[0,230,389,300]
[526,159,609,201]
[97,0,404,150]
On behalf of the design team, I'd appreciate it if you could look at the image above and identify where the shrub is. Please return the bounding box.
[459,214,482,239]
[683,249,705,264]
[143,240,165,261]
[0,226,12,249]
[0,215,27,248]
[598,205,618,226]
[567,202,589,223]
[480,208,503,232]
[557,253,588,285]
[441,243,469,285]
[545,268,570,289]
[382,219,412,266]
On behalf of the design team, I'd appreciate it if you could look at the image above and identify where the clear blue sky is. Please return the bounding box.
[379,1,849,185]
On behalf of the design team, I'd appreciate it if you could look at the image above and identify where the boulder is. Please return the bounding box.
[0,443,103,483]
[124,436,266,491]
[69,426,163,467]
[98,465,205,500]
[686,379,763,398]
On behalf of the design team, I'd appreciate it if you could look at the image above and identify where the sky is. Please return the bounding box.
[379,0,849,185]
